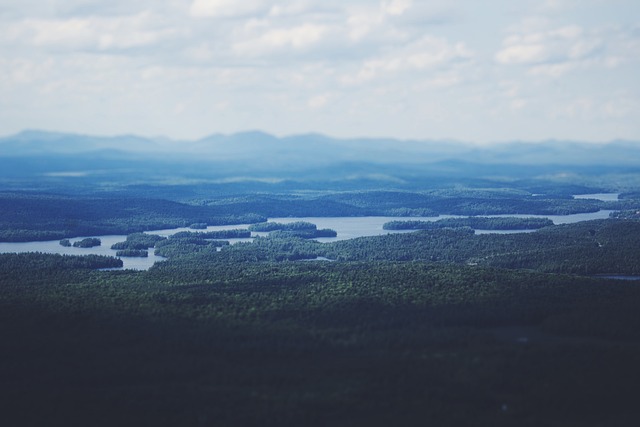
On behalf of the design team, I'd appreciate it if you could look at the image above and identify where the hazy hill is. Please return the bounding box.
[0,130,166,155]
[2,130,638,165]
[1,131,639,188]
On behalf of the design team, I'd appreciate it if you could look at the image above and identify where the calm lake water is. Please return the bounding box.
[0,235,167,270]
[267,216,458,242]
[485,210,614,225]
[269,210,615,240]
[0,210,616,270]
[573,193,619,202]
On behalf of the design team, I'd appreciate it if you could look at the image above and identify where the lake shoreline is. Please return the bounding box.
[0,210,617,271]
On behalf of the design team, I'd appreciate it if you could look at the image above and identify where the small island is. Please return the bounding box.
[72,238,101,248]
[115,249,149,258]
[249,221,337,238]
[171,229,251,239]
[383,217,554,231]
[111,233,166,250]
[59,239,72,247]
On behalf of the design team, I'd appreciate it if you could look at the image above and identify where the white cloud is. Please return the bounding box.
[0,58,55,84]
[346,1,417,43]
[601,98,634,119]
[185,43,215,62]
[568,38,602,59]
[267,2,323,18]
[4,12,178,52]
[495,44,548,64]
[495,25,584,65]
[529,62,576,77]
[7,18,94,49]
[510,99,528,111]
[233,23,329,56]
[495,22,639,80]
[540,0,577,12]
[189,0,268,18]
[427,73,461,88]
[381,0,413,17]
[344,36,471,85]
[347,10,382,42]
[307,93,331,109]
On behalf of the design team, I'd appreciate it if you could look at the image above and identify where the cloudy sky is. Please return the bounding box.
[1,0,638,142]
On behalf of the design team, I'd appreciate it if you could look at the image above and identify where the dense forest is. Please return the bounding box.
[2,242,640,426]
[115,249,149,257]
[2,172,640,426]
[0,192,266,242]
[140,218,640,275]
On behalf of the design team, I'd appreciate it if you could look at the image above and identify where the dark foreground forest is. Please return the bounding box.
[2,253,640,427]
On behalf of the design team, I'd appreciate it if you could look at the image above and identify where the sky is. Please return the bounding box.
[0,0,639,143]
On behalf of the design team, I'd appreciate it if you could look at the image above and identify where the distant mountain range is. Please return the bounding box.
[2,130,638,166]
[1,130,639,187]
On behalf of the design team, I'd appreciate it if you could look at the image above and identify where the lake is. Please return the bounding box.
[485,210,614,225]
[268,210,615,239]
[0,210,615,270]
[0,235,167,271]
[573,193,619,202]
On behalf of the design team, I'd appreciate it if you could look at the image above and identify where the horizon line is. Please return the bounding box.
[0,128,635,146]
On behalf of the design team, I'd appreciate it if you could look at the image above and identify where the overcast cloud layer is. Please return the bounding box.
[1,0,638,142]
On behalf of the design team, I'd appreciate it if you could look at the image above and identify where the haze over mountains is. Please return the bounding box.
[1,130,639,188]
[2,130,639,164]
